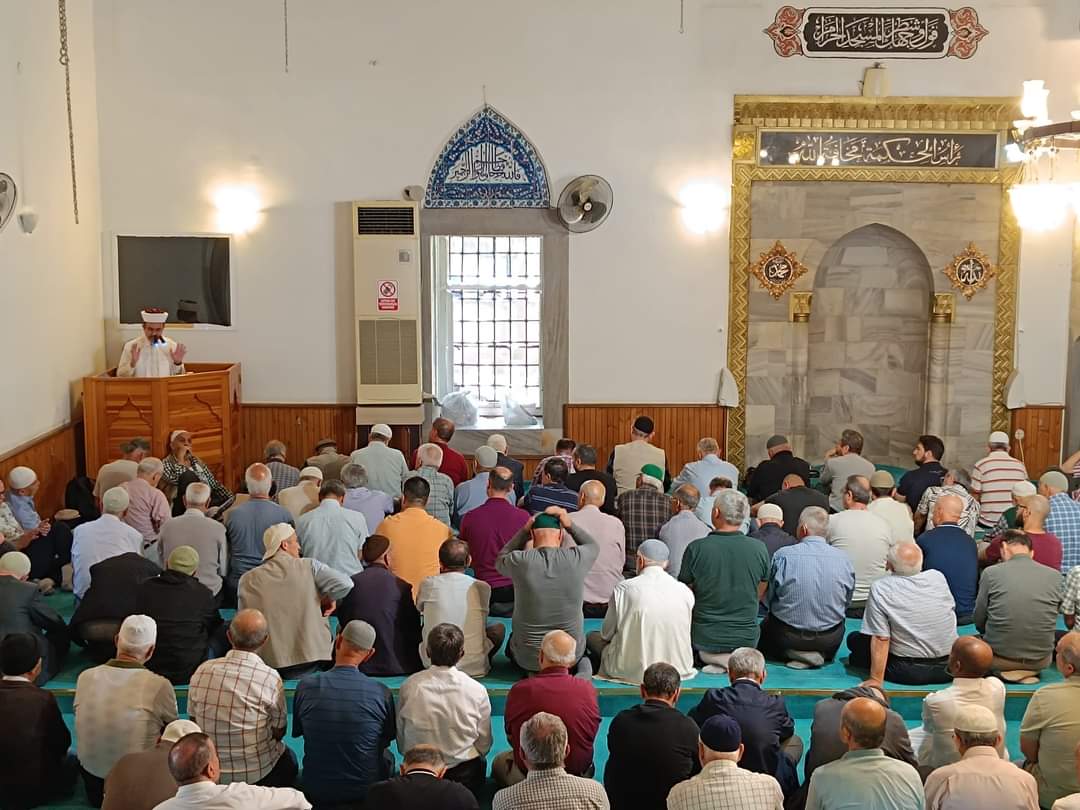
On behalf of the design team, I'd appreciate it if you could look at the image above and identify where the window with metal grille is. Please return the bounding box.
[433,235,542,413]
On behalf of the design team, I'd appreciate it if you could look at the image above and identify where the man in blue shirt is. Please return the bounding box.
[916,494,978,623]
[293,620,396,807]
[521,458,579,515]
[223,464,293,604]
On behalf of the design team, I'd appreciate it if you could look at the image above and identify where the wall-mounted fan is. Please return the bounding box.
[0,174,17,234]
[557,175,613,233]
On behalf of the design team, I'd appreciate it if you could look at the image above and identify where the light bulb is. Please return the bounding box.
[679,182,729,235]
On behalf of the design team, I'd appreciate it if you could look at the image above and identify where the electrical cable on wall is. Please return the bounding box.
[283,0,290,73]
[58,0,79,224]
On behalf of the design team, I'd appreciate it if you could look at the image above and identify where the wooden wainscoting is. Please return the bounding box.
[0,422,82,518]
[240,405,357,472]
[563,404,728,475]
[1011,405,1065,477]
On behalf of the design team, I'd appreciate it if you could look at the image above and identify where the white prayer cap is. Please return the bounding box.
[953,704,999,734]
[638,539,670,562]
[162,719,202,743]
[262,523,296,560]
[370,424,392,440]
[487,434,508,453]
[169,429,192,444]
[140,309,168,324]
[475,446,498,469]
[118,614,157,648]
[300,466,324,481]
[758,504,785,522]
[1012,480,1037,498]
[7,466,36,490]
[342,620,377,651]
[988,430,1010,445]
[102,486,130,514]
[0,552,32,578]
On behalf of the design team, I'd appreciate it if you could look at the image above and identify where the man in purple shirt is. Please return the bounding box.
[459,468,529,613]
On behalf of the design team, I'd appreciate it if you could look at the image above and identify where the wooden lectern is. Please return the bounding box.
[83,362,243,490]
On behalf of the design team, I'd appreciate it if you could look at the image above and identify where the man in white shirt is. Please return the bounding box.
[867,470,914,544]
[397,623,493,794]
[570,480,626,617]
[71,487,145,599]
[659,484,712,578]
[349,424,409,498]
[826,475,895,617]
[117,308,188,378]
[153,732,311,809]
[416,539,503,678]
[296,480,368,577]
[909,636,1007,770]
[75,615,179,806]
[585,539,696,684]
[673,437,740,493]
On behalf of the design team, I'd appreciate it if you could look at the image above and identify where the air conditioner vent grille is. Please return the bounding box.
[358,319,419,385]
[357,206,415,236]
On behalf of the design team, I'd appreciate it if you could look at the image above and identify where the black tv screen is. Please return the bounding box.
[117,235,231,326]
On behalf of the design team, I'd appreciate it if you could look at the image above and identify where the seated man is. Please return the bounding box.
[263,439,301,492]
[976,529,1063,680]
[0,633,76,808]
[340,462,393,535]
[617,464,672,571]
[366,745,480,810]
[917,494,979,623]
[971,433,1029,532]
[223,463,293,598]
[293,621,396,807]
[1039,470,1080,570]
[763,472,829,537]
[2,466,73,588]
[487,433,526,502]
[154,732,311,809]
[458,467,529,610]
[571,480,626,618]
[69,550,161,663]
[586,539,696,684]
[659,483,712,577]
[349,423,409,498]
[335,535,423,676]
[416,538,503,678]
[746,434,812,505]
[398,624,493,793]
[0,551,69,683]
[605,662,701,810]
[522,456,580,515]
[159,482,228,601]
[924,705,1038,810]
[377,476,453,599]
[454,445,502,524]
[1022,634,1080,809]
[818,429,876,512]
[846,542,957,685]
[93,437,149,503]
[188,609,295,789]
[534,438,579,486]
[102,719,202,810]
[897,434,947,514]
[985,479,1036,541]
[689,647,801,798]
[412,443,455,525]
[674,436,740,493]
[305,437,349,483]
[135,546,224,684]
[916,467,981,537]
[751,503,796,559]
[238,524,353,679]
[679,489,769,674]
[496,509,598,675]
[867,470,915,544]
[759,506,854,669]
[296,479,368,576]
[805,698,924,810]
[412,417,470,487]
[566,443,618,514]
[277,466,322,520]
[825,475,894,617]
[985,494,1063,570]
[119,457,171,551]
[71,486,145,599]
[75,615,179,806]
[909,636,1007,770]
[494,630,601,786]
[668,714,784,810]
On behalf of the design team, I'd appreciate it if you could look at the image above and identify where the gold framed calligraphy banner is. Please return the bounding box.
[765,6,988,59]
[751,242,808,299]
[758,131,1000,169]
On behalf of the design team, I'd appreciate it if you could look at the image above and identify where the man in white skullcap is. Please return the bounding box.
[102,718,202,810]
[0,466,73,589]
[117,308,188,378]
[0,550,69,682]
[349,424,410,499]
[74,614,178,805]
[71,486,145,599]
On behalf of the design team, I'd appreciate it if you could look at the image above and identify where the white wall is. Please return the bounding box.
[0,0,103,451]
[90,0,1080,405]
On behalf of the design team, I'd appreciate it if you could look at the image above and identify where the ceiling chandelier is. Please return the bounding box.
[1007,80,1080,232]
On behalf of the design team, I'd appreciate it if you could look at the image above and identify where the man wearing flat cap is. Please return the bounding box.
[608,415,669,496]
[117,308,188,378]
[306,438,349,484]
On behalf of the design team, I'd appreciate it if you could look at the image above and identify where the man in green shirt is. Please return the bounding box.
[678,489,768,673]
[1021,633,1080,808]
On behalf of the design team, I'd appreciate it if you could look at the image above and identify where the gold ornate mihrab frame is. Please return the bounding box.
[726,95,1023,469]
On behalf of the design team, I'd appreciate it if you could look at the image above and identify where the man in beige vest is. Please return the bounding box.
[277,467,322,520]
[237,523,353,680]
[607,416,668,496]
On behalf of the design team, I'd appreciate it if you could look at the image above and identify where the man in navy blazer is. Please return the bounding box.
[366,745,479,810]
[688,646,802,797]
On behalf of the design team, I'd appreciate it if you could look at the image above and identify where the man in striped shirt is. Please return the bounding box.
[971,431,1028,530]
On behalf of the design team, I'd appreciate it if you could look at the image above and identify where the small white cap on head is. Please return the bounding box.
[262,523,295,560]
[475,445,498,468]
[487,434,508,453]
[118,614,157,647]
[7,466,36,490]
[953,704,999,734]
[102,486,131,514]
[341,619,377,650]
[758,503,784,522]
[988,430,1010,445]
[638,539,670,562]
[141,310,169,324]
[162,719,202,743]
[1012,480,1037,498]
[169,429,192,444]
[370,424,392,439]
[0,551,32,578]
[300,466,324,481]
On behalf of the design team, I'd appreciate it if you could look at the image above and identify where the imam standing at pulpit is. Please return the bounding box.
[117,308,188,378]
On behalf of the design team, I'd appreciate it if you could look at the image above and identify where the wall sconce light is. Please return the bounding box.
[679,182,728,235]
[213,185,261,234]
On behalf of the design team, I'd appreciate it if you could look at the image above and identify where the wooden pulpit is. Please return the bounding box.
[83,362,243,489]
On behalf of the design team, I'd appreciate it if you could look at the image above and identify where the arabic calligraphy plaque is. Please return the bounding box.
[943,243,995,299]
[751,242,808,299]
[758,131,999,169]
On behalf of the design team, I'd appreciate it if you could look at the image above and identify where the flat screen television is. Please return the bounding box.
[117,235,231,326]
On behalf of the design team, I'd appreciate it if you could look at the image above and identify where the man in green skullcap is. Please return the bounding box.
[496,507,599,676]
[135,545,225,684]
[616,464,674,575]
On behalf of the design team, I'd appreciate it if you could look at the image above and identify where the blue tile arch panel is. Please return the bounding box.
[425,105,550,209]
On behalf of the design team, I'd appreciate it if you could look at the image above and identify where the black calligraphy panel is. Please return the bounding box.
[804,10,948,56]
[758,131,1000,169]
